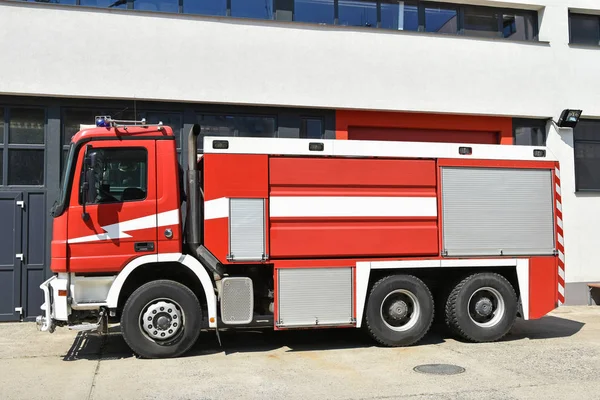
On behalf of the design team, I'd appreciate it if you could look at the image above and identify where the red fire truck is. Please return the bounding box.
[37,117,565,359]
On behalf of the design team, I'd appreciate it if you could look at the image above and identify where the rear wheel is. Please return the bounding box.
[444,272,517,342]
[121,280,202,359]
[365,275,434,347]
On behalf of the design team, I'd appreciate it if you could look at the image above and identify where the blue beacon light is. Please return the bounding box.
[95,117,110,127]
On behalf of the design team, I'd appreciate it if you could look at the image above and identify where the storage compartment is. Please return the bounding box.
[441,167,555,257]
[277,267,354,328]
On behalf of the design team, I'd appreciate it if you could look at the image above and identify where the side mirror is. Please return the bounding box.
[80,146,98,220]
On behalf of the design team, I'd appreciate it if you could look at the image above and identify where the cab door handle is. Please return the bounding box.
[134,242,155,252]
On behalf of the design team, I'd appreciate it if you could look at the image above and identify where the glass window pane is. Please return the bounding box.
[464,6,500,38]
[0,108,4,145]
[63,109,96,144]
[184,0,227,16]
[63,108,135,144]
[197,114,276,151]
[0,151,3,185]
[9,108,45,145]
[294,0,334,24]
[80,0,126,8]
[381,1,418,31]
[231,0,273,20]
[8,150,44,186]
[514,127,546,146]
[301,118,323,139]
[502,13,535,40]
[145,112,182,149]
[338,0,377,28]
[85,148,148,204]
[574,120,600,142]
[575,141,600,191]
[570,14,600,45]
[425,5,458,34]
[134,0,179,13]
[21,0,76,3]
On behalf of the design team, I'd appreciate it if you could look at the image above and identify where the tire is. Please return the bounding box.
[365,274,434,347]
[444,272,517,343]
[120,280,202,359]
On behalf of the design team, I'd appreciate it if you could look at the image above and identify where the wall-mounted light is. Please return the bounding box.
[557,109,582,128]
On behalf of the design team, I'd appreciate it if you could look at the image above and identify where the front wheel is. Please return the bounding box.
[444,272,517,343]
[120,280,202,359]
[365,274,434,347]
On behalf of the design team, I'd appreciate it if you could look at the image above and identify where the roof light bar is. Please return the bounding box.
[94,116,163,129]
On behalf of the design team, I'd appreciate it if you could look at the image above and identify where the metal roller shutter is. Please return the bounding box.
[441,167,555,257]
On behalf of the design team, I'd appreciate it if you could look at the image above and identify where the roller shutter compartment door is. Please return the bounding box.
[441,167,555,257]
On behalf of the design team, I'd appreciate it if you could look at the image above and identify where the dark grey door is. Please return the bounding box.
[0,192,23,322]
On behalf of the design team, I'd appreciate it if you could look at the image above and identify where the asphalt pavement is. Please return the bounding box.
[0,306,599,400]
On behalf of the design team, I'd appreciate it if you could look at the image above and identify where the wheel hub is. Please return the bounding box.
[141,300,182,340]
[388,300,409,320]
[474,297,493,317]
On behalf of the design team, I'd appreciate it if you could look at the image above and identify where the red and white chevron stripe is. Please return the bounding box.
[555,165,565,306]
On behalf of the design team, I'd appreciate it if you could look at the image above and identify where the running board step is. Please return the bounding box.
[68,323,100,331]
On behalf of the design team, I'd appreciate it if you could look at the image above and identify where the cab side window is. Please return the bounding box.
[80,148,148,204]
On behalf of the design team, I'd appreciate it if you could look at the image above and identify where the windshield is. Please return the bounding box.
[51,143,76,217]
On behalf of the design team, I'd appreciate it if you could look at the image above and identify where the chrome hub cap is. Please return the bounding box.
[474,298,493,317]
[380,289,420,332]
[141,300,182,341]
[388,300,409,320]
[468,287,505,328]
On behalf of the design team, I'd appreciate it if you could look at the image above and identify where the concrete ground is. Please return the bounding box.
[0,306,599,400]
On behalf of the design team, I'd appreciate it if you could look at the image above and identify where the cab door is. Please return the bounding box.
[67,141,157,274]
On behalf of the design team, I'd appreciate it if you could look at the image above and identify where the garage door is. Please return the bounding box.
[348,127,499,144]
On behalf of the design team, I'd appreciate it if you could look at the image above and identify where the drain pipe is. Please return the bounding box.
[186,124,224,280]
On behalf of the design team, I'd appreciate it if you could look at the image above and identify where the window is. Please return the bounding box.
[569,13,600,46]
[380,1,418,31]
[184,0,227,16]
[425,4,458,34]
[300,118,324,139]
[0,108,46,186]
[134,0,179,13]
[463,6,500,38]
[196,114,277,151]
[24,0,540,41]
[231,0,273,20]
[294,0,334,24]
[338,0,377,28]
[574,120,600,191]
[513,119,547,146]
[83,148,148,204]
[79,0,126,8]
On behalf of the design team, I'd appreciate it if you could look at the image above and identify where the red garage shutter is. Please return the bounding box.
[348,127,499,144]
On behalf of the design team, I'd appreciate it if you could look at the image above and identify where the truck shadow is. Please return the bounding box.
[61,314,584,361]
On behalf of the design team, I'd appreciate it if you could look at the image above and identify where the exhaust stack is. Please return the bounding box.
[186,124,224,280]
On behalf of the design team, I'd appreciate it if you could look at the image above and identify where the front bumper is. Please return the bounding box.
[36,275,69,333]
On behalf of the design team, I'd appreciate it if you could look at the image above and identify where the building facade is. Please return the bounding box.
[0,0,599,321]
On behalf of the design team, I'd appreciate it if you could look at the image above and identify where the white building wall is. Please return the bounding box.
[0,0,599,288]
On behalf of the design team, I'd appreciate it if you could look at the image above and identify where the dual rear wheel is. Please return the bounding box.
[365,272,518,347]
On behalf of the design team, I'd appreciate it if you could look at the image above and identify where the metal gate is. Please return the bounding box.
[0,192,23,322]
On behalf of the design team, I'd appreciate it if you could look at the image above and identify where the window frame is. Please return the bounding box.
[300,116,325,139]
[568,12,600,46]
[512,118,548,147]
[196,112,278,152]
[23,0,540,41]
[573,119,600,193]
[0,106,47,188]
